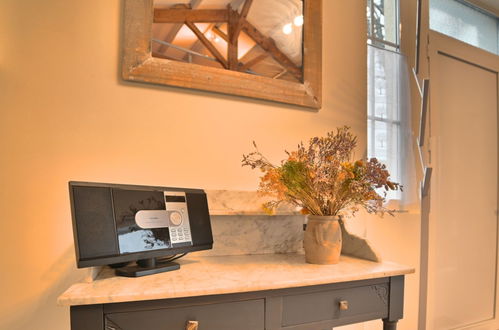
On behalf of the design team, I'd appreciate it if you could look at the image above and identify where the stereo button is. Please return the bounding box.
[169,212,182,226]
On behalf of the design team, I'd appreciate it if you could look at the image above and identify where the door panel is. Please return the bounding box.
[428,31,499,330]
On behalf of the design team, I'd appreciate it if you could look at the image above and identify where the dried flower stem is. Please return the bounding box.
[242,127,401,217]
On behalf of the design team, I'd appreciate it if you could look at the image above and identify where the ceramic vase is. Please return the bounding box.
[304,215,342,264]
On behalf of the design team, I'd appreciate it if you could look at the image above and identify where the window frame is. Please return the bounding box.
[367,0,401,52]
[366,0,404,202]
[429,0,499,55]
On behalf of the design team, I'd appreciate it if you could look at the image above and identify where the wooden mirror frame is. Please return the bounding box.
[122,0,322,109]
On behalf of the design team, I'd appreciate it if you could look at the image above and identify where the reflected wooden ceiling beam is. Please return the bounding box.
[183,23,215,62]
[154,3,300,79]
[154,9,228,23]
[156,1,203,54]
[240,17,302,81]
[186,23,245,68]
[185,21,228,69]
[230,0,253,44]
[239,0,253,18]
[273,69,287,79]
[153,39,218,62]
[238,44,258,63]
[212,26,228,42]
[239,53,267,72]
[228,0,252,70]
[227,7,239,70]
[152,51,181,61]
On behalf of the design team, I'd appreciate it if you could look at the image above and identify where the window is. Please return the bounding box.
[367,0,405,201]
[368,47,402,201]
[367,0,400,51]
[430,0,499,55]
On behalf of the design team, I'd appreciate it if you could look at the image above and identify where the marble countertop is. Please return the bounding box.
[58,254,414,306]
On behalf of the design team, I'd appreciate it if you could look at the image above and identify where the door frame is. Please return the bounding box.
[422,30,499,330]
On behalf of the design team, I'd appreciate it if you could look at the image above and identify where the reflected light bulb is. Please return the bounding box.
[293,15,304,27]
[282,23,293,35]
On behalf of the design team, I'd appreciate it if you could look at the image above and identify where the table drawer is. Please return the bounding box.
[281,283,389,327]
[105,299,265,330]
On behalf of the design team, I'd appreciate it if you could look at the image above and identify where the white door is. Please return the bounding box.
[426,31,499,330]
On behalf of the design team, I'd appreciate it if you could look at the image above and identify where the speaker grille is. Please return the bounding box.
[72,186,119,259]
[186,192,213,246]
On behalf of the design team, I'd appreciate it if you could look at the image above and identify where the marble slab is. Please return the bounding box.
[58,254,414,306]
[200,214,381,263]
[197,215,305,257]
[206,190,300,215]
[205,190,381,262]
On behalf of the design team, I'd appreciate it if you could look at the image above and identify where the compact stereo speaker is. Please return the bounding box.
[69,181,213,276]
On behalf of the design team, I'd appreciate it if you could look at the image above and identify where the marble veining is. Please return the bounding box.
[199,214,381,263]
[58,254,414,306]
[197,215,305,256]
[204,190,381,261]
[206,190,299,215]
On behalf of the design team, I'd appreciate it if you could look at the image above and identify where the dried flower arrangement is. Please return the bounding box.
[242,127,401,217]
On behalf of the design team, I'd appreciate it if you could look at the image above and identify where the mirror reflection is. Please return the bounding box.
[152,0,304,83]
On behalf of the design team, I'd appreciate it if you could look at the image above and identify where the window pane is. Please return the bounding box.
[373,120,401,200]
[367,45,404,201]
[367,0,372,36]
[368,46,401,122]
[374,120,389,161]
[430,0,499,55]
[368,119,375,158]
[371,0,398,45]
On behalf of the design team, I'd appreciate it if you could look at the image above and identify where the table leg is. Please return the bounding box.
[383,319,398,330]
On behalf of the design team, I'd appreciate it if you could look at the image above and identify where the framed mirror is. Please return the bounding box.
[122,0,322,109]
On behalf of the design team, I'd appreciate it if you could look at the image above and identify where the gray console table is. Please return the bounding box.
[59,254,414,330]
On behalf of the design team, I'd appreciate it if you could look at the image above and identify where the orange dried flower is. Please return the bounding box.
[242,127,401,216]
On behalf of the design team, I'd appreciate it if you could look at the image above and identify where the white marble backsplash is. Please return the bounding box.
[197,215,305,257]
[206,190,300,215]
[203,190,380,261]
[202,190,305,256]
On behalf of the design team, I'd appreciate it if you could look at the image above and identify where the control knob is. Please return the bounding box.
[169,211,183,226]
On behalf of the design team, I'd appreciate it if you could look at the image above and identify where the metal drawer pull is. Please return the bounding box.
[186,320,199,330]
[339,300,349,311]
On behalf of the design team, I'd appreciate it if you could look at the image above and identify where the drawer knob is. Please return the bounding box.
[186,320,199,330]
[339,300,349,311]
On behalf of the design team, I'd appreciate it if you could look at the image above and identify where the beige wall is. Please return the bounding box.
[0,1,369,329]
[0,1,426,329]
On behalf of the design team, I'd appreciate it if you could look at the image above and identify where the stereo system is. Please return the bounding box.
[69,181,213,277]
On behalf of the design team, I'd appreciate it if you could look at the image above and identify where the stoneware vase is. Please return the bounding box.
[304,215,342,264]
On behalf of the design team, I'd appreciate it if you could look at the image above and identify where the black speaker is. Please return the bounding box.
[70,186,119,261]
[186,192,213,245]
